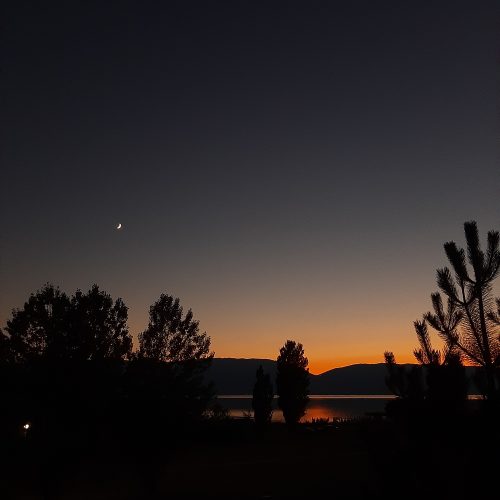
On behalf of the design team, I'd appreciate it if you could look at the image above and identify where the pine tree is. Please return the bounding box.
[426,221,499,399]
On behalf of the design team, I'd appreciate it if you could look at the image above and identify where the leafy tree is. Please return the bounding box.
[134,294,214,424]
[421,221,500,399]
[276,340,309,426]
[1,285,132,450]
[4,284,71,362]
[252,365,274,427]
[138,294,212,362]
[0,328,14,364]
[68,285,132,360]
[2,283,132,362]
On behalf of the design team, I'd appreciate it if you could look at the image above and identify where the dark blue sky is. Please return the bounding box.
[1,0,498,371]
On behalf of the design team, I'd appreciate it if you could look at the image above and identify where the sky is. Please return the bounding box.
[1,0,499,374]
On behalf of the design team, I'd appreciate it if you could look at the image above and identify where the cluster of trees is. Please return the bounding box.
[252,340,310,427]
[2,219,497,442]
[0,286,214,446]
[1,285,132,363]
[0,283,311,442]
[1,285,212,365]
[385,221,500,419]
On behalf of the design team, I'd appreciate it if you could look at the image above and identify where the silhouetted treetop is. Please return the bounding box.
[387,221,499,402]
[384,351,409,398]
[431,221,499,400]
[277,340,309,370]
[413,292,463,367]
[68,285,132,360]
[138,294,212,362]
[5,284,70,362]
[276,340,309,426]
[435,221,499,368]
[2,283,132,362]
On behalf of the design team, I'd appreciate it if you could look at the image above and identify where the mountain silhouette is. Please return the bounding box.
[206,358,480,395]
[206,358,277,394]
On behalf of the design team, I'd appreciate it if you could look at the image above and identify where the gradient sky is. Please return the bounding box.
[1,1,499,374]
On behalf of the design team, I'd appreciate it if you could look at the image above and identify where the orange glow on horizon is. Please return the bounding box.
[302,354,478,374]
[307,353,418,374]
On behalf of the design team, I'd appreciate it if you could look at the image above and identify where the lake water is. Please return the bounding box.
[217,395,396,422]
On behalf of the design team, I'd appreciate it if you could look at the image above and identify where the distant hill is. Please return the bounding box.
[311,363,393,394]
[205,358,480,395]
[205,358,277,395]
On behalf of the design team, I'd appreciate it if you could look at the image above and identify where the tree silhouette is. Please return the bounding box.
[413,315,467,406]
[2,283,132,362]
[138,294,212,362]
[385,221,497,428]
[276,340,309,426]
[422,221,500,399]
[384,351,424,401]
[0,328,14,364]
[3,284,70,362]
[1,284,133,460]
[68,285,132,360]
[384,351,409,398]
[134,294,214,425]
[252,365,274,427]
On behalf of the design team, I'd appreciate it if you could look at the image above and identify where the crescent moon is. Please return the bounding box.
[117,223,122,229]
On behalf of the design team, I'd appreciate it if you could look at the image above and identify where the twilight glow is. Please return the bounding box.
[1,2,498,374]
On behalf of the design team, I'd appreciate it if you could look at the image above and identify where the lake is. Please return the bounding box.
[217,395,396,422]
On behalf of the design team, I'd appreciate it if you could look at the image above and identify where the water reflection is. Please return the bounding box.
[217,395,395,422]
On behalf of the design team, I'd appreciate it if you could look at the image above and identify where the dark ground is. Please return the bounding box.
[1,413,497,500]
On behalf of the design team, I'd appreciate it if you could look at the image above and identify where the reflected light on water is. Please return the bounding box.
[219,395,394,422]
[302,405,350,422]
[219,394,483,422]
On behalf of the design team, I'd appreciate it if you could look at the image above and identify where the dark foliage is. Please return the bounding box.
[384,220,499,432]
[138,294,212,363]
[0,286,215,466]
[2,283,132,363]
[412,317,468,407]
[425,356,468,407]
[252,365,274,426]
[384,350,467,410]
[135,294,215,428]
[3,284,71,362]
[276,340,310,426]
[68,285,132,360]
[384,352,424,401]
[431,221,499,399]
[123,357,214,440]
